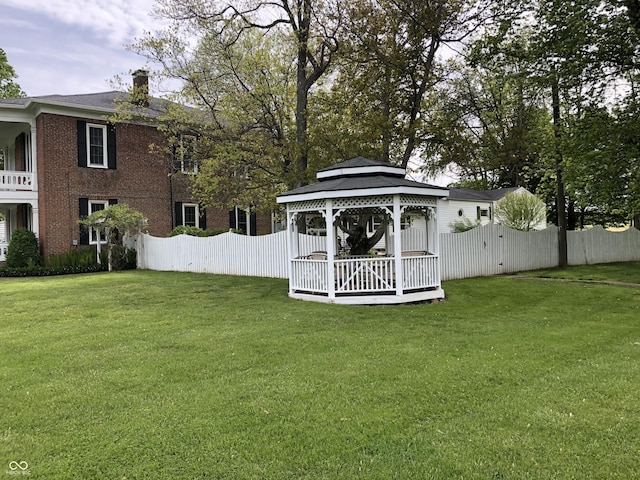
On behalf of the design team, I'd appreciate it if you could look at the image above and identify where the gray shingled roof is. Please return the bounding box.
[0,91,173,117]
[447,187,520,201]
[318,156,397,173]
[278,157,447,198]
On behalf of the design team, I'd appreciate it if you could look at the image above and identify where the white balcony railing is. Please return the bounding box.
[0,171,34,191]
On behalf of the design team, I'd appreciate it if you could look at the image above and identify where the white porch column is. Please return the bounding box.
[30,124,38,191]
[393,194,403,296]
[30,202,39,238]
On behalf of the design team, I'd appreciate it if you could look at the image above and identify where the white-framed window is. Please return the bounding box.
[182,203,199,228]
[87,124,108,168]
[177,135,198,174]
[89,200,108,244]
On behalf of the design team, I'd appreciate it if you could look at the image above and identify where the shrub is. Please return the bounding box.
[6,228,41,268]
[494,191,546,231]
[168,226,240,237]
[169,225,208,237]
[449,218,479,233]
[45,247,99,269]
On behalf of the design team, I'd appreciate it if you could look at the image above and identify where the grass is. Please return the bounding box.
[523,261,640,284]
[1,266,639,479]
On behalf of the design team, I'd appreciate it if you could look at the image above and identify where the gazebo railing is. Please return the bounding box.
[402,255,439,290]
[334,257,395,293]
[291,254,440,296]
[291,258,328,293]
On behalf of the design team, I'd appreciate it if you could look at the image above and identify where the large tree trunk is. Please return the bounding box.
[552,68,568,268]
[294,0,312,187]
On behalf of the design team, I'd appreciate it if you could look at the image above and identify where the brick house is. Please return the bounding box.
[0,72,272,261]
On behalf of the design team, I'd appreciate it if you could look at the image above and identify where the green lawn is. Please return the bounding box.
[523,261,640,284]
[1,267,639,479]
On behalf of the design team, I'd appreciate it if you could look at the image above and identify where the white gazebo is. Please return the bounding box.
[276,157,449,304]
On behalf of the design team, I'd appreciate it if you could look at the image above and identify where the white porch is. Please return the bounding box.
[0,116,39,262]
[0,170,35,191]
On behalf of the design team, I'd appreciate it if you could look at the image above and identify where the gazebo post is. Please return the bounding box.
[286,206,295,294]
[393,194,403,297]
[325,199,336,299]
[433,205,442,287]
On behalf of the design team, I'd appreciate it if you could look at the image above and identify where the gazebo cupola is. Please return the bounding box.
[276,157,449,305]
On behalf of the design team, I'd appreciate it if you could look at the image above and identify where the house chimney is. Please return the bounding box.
[132,69,149,107]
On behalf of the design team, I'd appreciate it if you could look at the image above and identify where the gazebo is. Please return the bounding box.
[276,157,449,304]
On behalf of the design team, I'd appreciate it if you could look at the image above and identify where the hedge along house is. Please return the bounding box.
[277,157,449,305]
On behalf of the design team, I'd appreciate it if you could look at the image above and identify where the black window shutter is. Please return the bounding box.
[109,199,119,241]
[199,206,207,230]
[79,198,89,245]
[229,208,236,230]
[250,211,257,236]
[77,121,87,167]
[175,202,183,227]
[107,124,117,169]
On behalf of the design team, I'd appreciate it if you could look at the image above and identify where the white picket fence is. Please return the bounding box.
[134,224,640,281]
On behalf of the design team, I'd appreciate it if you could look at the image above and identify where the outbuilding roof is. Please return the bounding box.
[447,187,521,202]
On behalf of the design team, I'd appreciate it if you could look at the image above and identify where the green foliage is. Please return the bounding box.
[79,204,148,239]
[0,263,106,277]
[435,0,640,227]
[45,247,100,269]
[449,217,480,233]
[0,246,110,277]
[168,226,236,237]
[494,191,547,231]
[0,48,26,98]
[424,62,553,192]
[5,228,41,268]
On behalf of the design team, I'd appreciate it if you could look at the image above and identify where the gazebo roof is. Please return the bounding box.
[277,157,448,203]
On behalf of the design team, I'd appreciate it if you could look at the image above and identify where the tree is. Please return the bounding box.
[494,191,546,231]
[79,204,148,271]
[317,0,523,168]
[423,61,553,193]
[0,48,26,98]
[139,0,342,189]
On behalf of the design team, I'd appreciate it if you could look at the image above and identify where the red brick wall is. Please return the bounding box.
[36,114,175,256]
[35,113,273,257]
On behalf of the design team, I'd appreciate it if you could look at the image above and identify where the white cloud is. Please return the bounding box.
[0,0,159,47]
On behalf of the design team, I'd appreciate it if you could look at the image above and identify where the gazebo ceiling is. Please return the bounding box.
[277,157,449,203]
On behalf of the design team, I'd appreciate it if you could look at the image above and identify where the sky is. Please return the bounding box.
[0,0,160,96]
